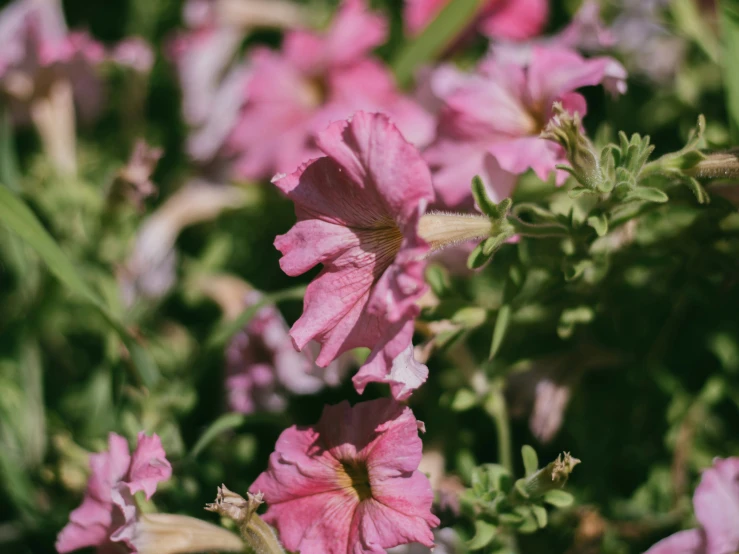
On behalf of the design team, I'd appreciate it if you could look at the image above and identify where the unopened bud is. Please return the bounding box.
[541,103,602,190]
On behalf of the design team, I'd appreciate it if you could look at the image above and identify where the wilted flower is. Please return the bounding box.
[228,0,433,180]
[424,46,626,209]
[405,0,549,41]
[273,111,435,399]
[251,398,440,553]
[645,457,739,554]
[56,432,172,553]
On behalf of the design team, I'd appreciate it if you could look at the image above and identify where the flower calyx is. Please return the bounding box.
[466,176,516,269]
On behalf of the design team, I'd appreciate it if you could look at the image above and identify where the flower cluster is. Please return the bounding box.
[31,1,739,554]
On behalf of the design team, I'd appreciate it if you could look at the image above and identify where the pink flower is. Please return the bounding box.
[250,398,440,553]
[228,0,433,180]
[405,0,549,41]
[56,432,172,553]
[645,457,739,554]
[111,37,154,73]
[424,46,626,209]
[168,14,249,163]
[273,111,433,400]
[226,291,348,414]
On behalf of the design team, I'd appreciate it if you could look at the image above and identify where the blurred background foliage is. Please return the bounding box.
[0,0,738,553]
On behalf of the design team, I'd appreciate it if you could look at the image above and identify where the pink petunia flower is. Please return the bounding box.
[168,10,249,164]
[250,398,440,553]
[424,46,626,209]
[56,432,172,553]
[405,0,549,41]
[645,457,739,554]
[228,0,434,181]
[225,290,348,414]
[273,111,434,400]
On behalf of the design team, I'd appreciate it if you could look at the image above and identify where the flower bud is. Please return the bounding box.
[541,103,603,191]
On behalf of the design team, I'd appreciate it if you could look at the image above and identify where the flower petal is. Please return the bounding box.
[125,433,172,499]
[694,457,739,554]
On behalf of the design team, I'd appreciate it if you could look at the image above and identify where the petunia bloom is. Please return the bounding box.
[250,398,440,553]
[56,432,172,553]
[228,0,433,180]
[225,290,348,414]
[273,111,435,400]
[405,0,549,41]
[645,457,739,554]
[424,46,627,209]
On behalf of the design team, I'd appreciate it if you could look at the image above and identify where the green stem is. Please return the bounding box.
[484,381,513,474]
[507,216,569,238]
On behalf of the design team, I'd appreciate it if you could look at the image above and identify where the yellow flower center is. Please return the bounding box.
[337,460,372,501]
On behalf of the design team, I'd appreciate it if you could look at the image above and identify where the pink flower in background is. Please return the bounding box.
[56,433,172,553]
[405,0,549,41]
[228,0,434,180]
[425,46,626,209]
[645,457,739,554]
[168,3,250,165]
[274,112,433,400]
[226,291,348,414]
[251,398,439,553]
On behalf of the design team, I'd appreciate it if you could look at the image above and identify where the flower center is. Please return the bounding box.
[337,460,372,501]
[299,74,329,109]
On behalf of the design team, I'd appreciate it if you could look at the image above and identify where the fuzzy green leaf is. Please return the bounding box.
[467,519,498,550]
[587,214,609,237]
[489,304,511,360]
[188,413,245,459]
[543,489,575,507]
[521,445,539,477]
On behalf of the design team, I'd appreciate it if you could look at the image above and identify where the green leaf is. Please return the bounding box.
[467,519,498,550]
[450,388,478,412]
[0,109,21,192]
[543,489,575,507]
[720,1,739,141]
[489,304,511,360]
[521,445,539,477]
[587,214,609,237]
[425,264,450,296]
[531,504,548,528]
[188,412,245,459]
[685,177,711,204]
[392,0,485,87]
[626,187,669,204]
[0,186,160,388]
